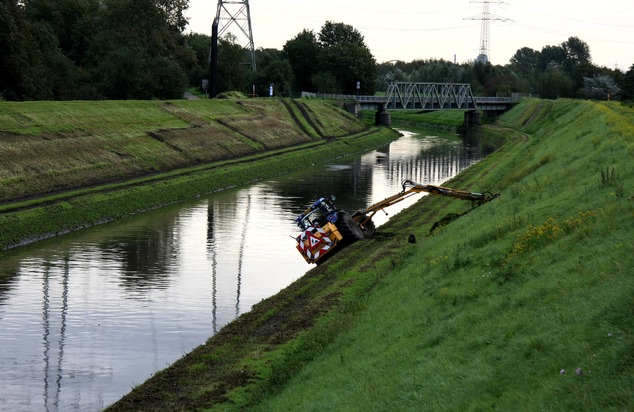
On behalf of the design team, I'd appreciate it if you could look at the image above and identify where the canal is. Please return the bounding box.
[0,129,491,411]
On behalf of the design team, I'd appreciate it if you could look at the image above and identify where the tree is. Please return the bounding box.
[216,33,250,94]
[621,64,634,100]
[538,45,566,71]
[149,56,189,99]
[0,0,41,100]
[316,21,376,94]
[318,20,366,48]
[470,60,494,94]
[311,72,339,94]
[253,48,293,97]
[539,67,573,99]
[484,66,521,96]
[583,74,620,100]
[375,63,408,91]
[282,29,320,92]
[95,44,151,99]
[87,0,195,99]
[510,47,540,74]
[24,0,100,64]
[561,36,591,71]
[569,62,600,98]
[186,32,211,92]
[156,0,188,31]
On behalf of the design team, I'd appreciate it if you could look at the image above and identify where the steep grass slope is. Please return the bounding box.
[0,99,366,202]
[250,99,634,411]
[0,99,397,251]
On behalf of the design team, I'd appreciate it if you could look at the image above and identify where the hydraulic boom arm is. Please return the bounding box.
[356,180,499,224]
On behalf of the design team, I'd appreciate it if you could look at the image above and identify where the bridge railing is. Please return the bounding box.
[311,93,387,102]
[475,96,512,103]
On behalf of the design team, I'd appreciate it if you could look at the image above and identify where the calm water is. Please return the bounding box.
[0,130,489,411]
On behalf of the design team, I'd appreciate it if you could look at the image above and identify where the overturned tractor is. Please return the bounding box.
[294,180,499,264]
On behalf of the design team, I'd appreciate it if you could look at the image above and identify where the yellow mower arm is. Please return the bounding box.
[354,180,499,226]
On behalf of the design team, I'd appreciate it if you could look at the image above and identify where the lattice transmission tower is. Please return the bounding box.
[213,0,256,71]
[464,1,511,63]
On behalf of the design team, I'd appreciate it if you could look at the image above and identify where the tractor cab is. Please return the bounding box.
[294,195,345,264]
[295,196,339,231]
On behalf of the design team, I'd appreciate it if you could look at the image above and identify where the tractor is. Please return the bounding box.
[294,180,499,264]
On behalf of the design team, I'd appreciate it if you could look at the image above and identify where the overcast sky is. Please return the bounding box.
[185,0,633,71]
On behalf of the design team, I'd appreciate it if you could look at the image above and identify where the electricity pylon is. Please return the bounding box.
[214,0,256,71]
[464,1,511,64]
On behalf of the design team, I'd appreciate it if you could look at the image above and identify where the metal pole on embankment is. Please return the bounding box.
[210,17,219,98]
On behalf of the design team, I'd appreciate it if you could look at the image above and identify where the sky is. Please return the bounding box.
[185,0,634,71]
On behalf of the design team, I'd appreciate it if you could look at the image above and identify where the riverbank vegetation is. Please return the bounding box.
[107,98,633,411]
[0,98,399,251]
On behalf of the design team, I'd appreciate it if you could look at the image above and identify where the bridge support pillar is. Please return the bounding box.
[375,103,391,126]
[464,110,481,127]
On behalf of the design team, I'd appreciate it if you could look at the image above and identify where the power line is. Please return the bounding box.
[464,1,512,63]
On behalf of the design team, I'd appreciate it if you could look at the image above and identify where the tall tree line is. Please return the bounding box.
[375,37,633,101]
[2,0,633,102]
[0,0,194,100]
[186,21,377,98]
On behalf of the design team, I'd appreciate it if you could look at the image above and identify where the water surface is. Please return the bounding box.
[0,130,489,411]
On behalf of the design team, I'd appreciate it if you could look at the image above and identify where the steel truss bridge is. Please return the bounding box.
[384,82,477,110]
[314,82,520,112]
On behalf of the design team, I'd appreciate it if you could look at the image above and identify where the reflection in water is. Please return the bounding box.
[42,257,68,412]
[208,206,218,333]
[99,224,179,295]
[0,130,491,411]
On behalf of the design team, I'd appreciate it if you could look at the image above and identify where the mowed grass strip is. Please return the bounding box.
[0,104,398,251]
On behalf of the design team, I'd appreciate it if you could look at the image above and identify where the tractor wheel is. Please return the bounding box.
[351,211,375,237]
[337,212,364,244]
[361,218,376,237]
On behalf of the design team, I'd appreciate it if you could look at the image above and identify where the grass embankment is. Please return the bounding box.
[108,99,633,411]
[0,99,398,250]
[363,109,466,131]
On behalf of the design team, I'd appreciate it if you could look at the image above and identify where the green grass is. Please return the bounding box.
[0,98,397,251]
[0,100,188,135]
[0,98,370,202]
[243,99,634,411]
[100,98,633,412]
